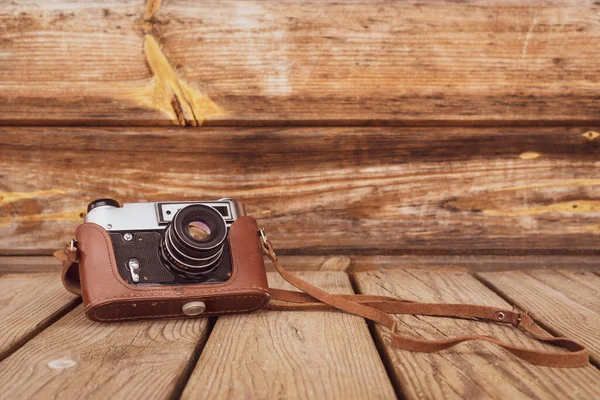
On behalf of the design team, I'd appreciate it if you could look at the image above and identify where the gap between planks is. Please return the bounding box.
[169,316,218,400]
[475,273,600,371]
[347,274,406,399]
[2,267,600,398]
[0,273,81,362]
[3,255,599,274]
[352,269,600,399]
[180,272,396,399]
[476,269,600,368]
[0,272,397,399]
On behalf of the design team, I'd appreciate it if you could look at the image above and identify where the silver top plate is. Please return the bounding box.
[85,199,244,231]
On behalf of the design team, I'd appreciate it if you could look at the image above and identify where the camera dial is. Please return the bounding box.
[87,198,120,212]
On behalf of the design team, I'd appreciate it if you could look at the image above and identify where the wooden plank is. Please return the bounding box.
[478,270,600,365]
[353,269,600,399]
[0,255,348,274]
[1,126,598,254]
[0,1,168,126]
[2,1,600,125]
[0,256,61,273]
[345,254,600,273]
[0,306,210,399]
[0,272,79,360]
[181,272,396,399]
[0,255,350,274]
[517,270,600,314]
[3,254,600,274]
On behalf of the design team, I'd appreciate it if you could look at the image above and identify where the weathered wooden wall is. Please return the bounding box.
[1,0,600,126]
[0,1,599,259]
[1,126,599,255]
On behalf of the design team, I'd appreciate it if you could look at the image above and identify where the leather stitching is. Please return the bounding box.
[86,288,269,307]
[88,294,269,321]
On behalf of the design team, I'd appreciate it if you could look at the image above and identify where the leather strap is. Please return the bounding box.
[55,248,81,296]
[259,239,589,368]
[55,235,590,368]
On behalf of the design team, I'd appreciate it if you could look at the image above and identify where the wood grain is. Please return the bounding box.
[2,1,600,125]
[478,269,600,364]
[0,272,79,360]
[0,1,170,125]
[346,254,600,273]
[0,306,210,399]
[181,272,396,399]
[353,269,600,399]
[0,256,61,273]
[0,255,351,274]
[4,254,599,275]
[1,126,598,254]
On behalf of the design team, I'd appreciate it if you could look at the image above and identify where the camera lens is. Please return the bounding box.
[160,204,227,279]
[187,220,212,240]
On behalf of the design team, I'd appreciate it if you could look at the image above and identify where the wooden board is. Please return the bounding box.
[353,269,600,399]
[0,306,210,399]
[0,272,79,360]
[4,254,599,275]
[1,126,599,255]
[2,1,600,125]
[0,256,61,273]
[0,1,167,126]
[181,272,396,399]
[0,255,351,274]
[478,270,600,364]
[345,254,600,273]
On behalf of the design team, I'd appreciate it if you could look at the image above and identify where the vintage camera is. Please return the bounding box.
[85,198,245,285]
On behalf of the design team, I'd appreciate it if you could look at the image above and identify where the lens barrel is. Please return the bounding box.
[160,204,227,279]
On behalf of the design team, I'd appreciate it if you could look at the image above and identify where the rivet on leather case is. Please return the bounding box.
[182,301,206,316]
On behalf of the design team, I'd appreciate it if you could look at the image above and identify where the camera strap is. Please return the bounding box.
[55,231,590,368]
[258,230,589,368]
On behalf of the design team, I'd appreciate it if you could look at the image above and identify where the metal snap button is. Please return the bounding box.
[182,301,206,316]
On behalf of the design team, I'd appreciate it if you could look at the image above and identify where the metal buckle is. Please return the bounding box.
[68,239,78,252]
[258,227,268,246]
[258,227,276,258]
[512,309,527,328]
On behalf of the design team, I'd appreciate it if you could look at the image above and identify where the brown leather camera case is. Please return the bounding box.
[66,216,269,321]
[58,216,590,368]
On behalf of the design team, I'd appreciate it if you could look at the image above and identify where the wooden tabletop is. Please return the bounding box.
[0,259,600,399]
[1,0,599,398]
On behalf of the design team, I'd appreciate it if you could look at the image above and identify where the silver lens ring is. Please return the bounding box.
[166,241,223,270]
[166,226,224,262]
[160,242,222,279]
[164,229,224,270]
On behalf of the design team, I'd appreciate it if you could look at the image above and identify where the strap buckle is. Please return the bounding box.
[68,238,78,252]
[258,227,268,246]
[258,227,276,258]
[57,238,79,263]
[516,310,530,328]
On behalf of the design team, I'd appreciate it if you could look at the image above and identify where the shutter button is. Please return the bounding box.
[182,301,206,316]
